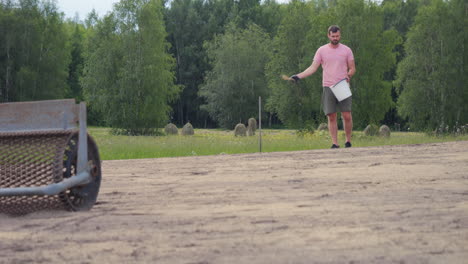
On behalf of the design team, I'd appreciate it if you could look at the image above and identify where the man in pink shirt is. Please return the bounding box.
[291,25,356,149]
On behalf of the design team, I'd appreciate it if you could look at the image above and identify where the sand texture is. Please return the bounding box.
[1,141,468,263]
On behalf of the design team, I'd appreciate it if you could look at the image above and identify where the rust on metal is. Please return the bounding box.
[0,130,76,215]
[0,99,79,132]
[0,99,101,215]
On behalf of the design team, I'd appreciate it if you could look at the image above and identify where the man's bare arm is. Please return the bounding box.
[296,60,321,79]
[347,59,356,82]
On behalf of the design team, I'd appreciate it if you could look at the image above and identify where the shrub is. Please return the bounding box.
[433,123,468,136]
[164,123,178,135]
[458,124,468,135]
[182,122,194,136]
[234,123,247,136]
[297,121,315,137]
[110,128,163,136]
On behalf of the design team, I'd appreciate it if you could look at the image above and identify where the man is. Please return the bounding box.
[291,25,355,149]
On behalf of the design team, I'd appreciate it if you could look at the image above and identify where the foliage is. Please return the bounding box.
[296,120,316,137]
[81,0,180,135]
[199,23,272,129]
[0,0,463,134]
[164,0,285,127]
[266,0,401,129]
[0,0,70,102]
[266,0,320,128]
[88,127,468,160]
[380,0,419,127]
[382,0,419,35]
[165,0,224,127]
[329,0,402,128]
[251,0,285,37]
[395,0,467,131]
[65,21,86,101]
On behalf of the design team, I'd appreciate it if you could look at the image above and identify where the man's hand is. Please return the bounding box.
[290,75,300,83]
[281,75,300,83]
[346,75,351,83]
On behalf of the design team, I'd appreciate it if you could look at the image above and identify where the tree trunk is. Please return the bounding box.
[4,39,11,101]
[269,112,272,128]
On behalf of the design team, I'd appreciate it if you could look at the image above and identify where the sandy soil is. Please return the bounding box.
[1,141,468,264]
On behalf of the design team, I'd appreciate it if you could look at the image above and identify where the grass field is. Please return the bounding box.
[88,127,468,160]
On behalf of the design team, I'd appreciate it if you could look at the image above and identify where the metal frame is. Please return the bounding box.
[0,99,91,197]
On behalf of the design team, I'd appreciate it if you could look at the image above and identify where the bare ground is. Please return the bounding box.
[1,141,468,264]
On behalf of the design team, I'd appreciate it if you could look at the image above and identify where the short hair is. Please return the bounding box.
[328,25,340,34]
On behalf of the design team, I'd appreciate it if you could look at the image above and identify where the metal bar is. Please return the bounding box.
[0,171,91,197]
[259,96,262,153]
[0,99,78,132]
[77,102,88,174]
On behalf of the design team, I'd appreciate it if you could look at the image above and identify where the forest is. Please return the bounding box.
[0,0,466,135]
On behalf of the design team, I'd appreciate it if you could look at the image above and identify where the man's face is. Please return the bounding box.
[328,31,341,45]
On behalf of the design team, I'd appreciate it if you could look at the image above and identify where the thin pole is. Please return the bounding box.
[259,96,262,153]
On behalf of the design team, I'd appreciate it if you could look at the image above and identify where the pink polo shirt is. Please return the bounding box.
[313,43,354,87]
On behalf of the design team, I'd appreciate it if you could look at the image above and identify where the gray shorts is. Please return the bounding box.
[322,86,352,115]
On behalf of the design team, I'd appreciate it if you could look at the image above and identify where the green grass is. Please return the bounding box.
[88,127,468,160]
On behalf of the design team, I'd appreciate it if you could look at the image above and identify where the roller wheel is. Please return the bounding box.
[60,133,102,211]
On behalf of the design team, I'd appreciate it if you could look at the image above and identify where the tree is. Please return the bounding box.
[382,0,419,36]
[330,0,401,128]
[396,0,467,131]
[65,21,86,101]
[381,0,420,128]
[82,0,179,135]
[164,0,286,128]
[165,0,237,127]
[199,23,271,129]
[0,0,70,102]
[265,0,320,128]
[231,0,260,29]
[0,1,17,102]
[266,0,400,129]
[252,0,285,37]
[166,0,210,127]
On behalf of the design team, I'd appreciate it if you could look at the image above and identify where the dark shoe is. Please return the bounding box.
[345,142,352,148]
[331,144,340,149]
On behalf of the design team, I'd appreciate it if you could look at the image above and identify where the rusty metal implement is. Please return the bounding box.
[0,99,101,215]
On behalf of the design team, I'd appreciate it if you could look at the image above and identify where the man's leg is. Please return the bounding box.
[342,111,352,143]
[327,113,338,146]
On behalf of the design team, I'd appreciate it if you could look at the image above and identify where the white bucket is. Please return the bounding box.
[331,79,352,101]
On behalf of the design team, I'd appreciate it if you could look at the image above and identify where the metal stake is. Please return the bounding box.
[259,96,262,153]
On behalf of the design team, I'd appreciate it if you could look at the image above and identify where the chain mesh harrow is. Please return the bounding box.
[0,131,75,215]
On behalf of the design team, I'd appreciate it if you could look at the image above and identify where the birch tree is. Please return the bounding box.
[396,0,467,131]
[0,0,70,102]
[82,0,179,135]
[265,0,319,128]
[199,23,271,128]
